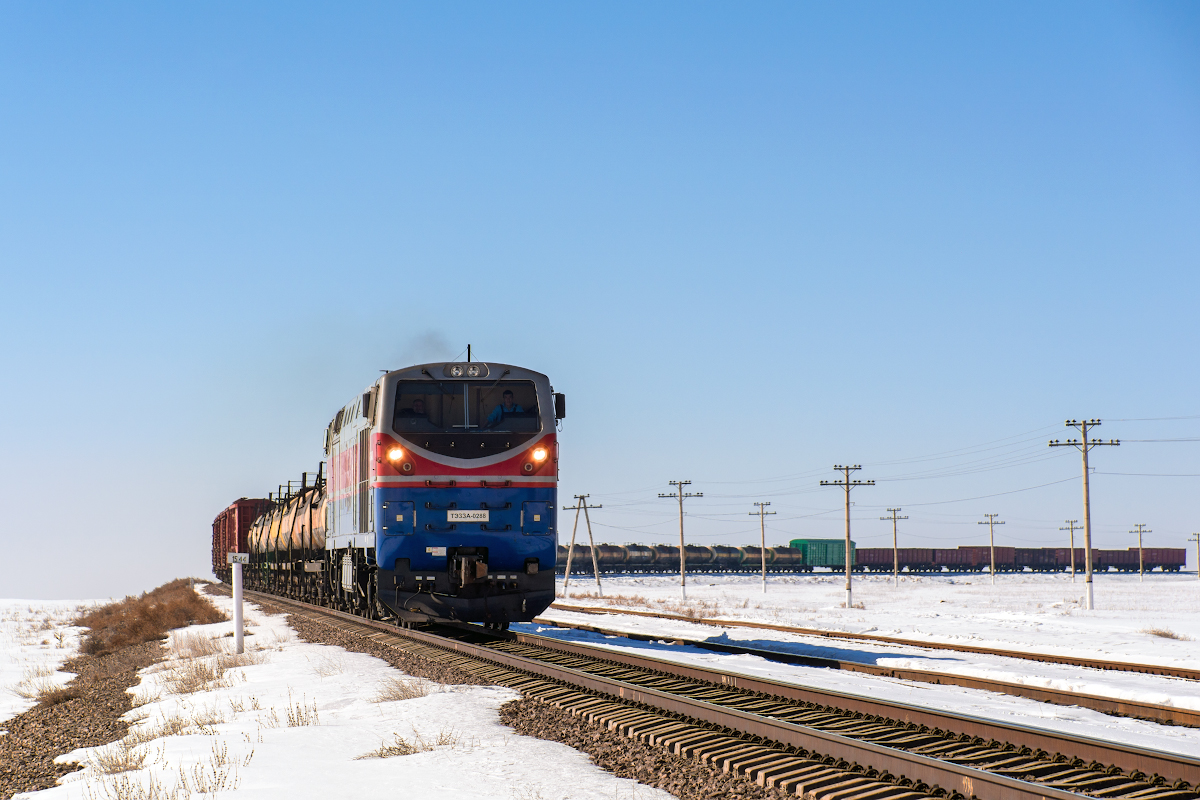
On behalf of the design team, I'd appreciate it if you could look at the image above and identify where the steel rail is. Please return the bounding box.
[532,616,1200,728]
[232,588,1200,800]
[548,603,1200,681]
[502,625,1200,784]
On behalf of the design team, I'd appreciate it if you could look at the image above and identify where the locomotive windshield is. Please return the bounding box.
[392,380,541,458]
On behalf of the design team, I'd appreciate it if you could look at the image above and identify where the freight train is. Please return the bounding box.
[554,540,1187,574]
[212,360,565,628]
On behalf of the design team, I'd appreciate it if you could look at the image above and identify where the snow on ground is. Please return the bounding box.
[18,592,670,800]
[521,572,1200,757]
[550,571,1200,667]
[0,600,91,724]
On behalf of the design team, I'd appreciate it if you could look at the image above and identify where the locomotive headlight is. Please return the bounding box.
[466,364,482,377]
[449,364,465,377]
[387,447,405,462]
[531,447,548,462]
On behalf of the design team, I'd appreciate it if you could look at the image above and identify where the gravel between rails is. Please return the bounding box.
[242,591,792,800]
[499,697,796,800]
[0,641,162,800]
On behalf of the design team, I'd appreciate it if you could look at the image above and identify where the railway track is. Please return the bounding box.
[548,603,1200,682]
[230,587,1200,800]
[530,616,1200,728]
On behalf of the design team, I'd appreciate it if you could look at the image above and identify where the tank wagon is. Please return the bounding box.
[212,360,566,628]
[555,543,1186,574]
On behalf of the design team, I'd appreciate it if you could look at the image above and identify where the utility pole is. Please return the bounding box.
[1060,520,1082,582]
[821,466,874,609]
[880,508,908,588]
[1050,419,1119,610]
[978,514,1005,585]
[659,481,702,600]
[1131,523,1151,582]
[561,495,604,597]
[1191,534,1200,581]
[750,502,776,593]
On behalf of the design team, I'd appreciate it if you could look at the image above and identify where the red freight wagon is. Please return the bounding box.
[1053,548,1089,571]
[1015,548,1059,572]
[856,548,935,572]
[934,549,966,570]
[856,548,894,568]
[211,498,272,581]
[897,548,935,570]
[1094,549,1135,571]
[1132,548,1187,572]
[954,546,1016,572]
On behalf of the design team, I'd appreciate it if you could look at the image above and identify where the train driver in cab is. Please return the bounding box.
[485,390,522,427]
[398,398,426,417]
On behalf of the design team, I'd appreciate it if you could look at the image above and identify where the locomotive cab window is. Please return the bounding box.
[392,380,541,459]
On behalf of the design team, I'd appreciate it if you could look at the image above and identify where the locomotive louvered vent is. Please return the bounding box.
[357,428,370,533]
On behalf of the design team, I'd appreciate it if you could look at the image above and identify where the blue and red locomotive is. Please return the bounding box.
[212,360,565,628]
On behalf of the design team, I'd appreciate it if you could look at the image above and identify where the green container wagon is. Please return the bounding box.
[789,538,856,570]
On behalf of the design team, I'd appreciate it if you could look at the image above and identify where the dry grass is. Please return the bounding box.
[76,579,227,656]
[90,741,148,775]
[217,649,269,669]
[311,654,345,677]
[285,692,320,727]
[562,591,724,620]
[173,631,225,660]
[355,726,462,759]
[123,706,229,746]
[1141,627,1193,641]
[37,685,81,706]
[85,773,186,800]
[85,740,250,800]
[372,676,434,702]
[161,659,231,695]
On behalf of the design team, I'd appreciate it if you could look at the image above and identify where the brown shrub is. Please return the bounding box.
[37,686,80,706]
[76,579,227,656]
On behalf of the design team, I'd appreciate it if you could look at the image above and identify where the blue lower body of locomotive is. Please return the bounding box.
[374,486,557,623]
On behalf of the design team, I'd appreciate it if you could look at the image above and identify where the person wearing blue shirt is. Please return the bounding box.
[485,390,522,427]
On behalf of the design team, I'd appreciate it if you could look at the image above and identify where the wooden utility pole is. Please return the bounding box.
[1050,419,1119,610]
[1131,523,1151,582]
[561,495,604,597]
[1060,519,1082,582]
[750,502,776,593]
[1191,533,1200,581]
[821,466,874,609]
[880,508,908,588]
[978,513,1005,585]
[659,481,702,599]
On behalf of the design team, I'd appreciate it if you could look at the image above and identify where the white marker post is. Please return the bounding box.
[228,552,249,654]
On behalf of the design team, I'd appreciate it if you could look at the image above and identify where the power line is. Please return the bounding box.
[1190,533,1200,582]
[561,495,604,597]
[821,465,874,609]
[750,501,776,593]
[1130,523,1151,582]
[880,508,908,588]
[658,480,702,600]
[1049,418,1119,610]
[978,513,1006,585]
[1060,520,1082,582]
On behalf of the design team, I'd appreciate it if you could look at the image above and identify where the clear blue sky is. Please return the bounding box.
[2,3,1197,599]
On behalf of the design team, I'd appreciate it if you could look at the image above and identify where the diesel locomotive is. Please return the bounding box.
[212,360,565,628]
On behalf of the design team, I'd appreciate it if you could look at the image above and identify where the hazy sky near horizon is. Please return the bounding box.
[2,3,1198,599]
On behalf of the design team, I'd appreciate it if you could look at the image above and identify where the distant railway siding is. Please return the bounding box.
[556,542,1187,574]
